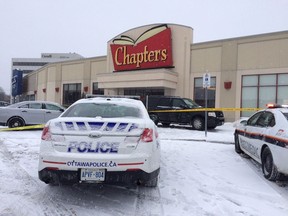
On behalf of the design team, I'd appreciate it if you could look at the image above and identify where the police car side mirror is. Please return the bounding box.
[240,120,247,125]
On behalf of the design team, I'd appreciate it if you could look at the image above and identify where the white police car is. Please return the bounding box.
[234,104,288,181]
[38,97,160,187]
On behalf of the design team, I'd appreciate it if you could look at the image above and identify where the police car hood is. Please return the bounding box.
[47,116,152,136]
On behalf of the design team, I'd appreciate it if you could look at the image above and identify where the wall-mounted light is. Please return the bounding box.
[84,86,88,92]
[224,81,232,90]
[55,87,59,92]
[34,90,37,94]
[42,88,46,93]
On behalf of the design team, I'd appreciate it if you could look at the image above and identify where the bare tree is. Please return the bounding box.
[0,86,5,101]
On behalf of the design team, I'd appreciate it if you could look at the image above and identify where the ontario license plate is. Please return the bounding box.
[80,169,105,181]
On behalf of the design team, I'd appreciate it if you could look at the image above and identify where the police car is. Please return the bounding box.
[234,104,288,181]
[38,97,160,187]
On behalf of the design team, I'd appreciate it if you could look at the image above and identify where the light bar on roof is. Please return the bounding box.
[266,103,288,108]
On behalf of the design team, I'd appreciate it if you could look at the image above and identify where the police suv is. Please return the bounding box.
[234,104,288,181]
[38,97,160,187]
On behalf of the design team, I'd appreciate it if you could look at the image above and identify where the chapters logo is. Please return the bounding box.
[110,24,173,71]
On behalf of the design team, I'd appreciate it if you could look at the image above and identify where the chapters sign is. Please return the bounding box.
[110,25,173,71]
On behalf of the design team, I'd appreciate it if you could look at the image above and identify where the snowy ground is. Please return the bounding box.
[0,123,288,216]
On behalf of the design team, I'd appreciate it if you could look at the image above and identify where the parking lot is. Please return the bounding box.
[0,123,288,216]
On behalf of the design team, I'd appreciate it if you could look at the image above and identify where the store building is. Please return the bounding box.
[11,53,83,102]
[20,23,288,122]
[12,53,83,77]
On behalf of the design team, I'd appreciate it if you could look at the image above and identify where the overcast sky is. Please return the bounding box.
[1,0,288,95]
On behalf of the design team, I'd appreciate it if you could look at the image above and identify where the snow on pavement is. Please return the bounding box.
[0,123,288,216]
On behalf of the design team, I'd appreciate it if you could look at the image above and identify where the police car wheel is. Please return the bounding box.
[234,133,244,154]
[7,117,25,128]
[144,176,159,187]
[40,171,60,186]
[261,147,280,181]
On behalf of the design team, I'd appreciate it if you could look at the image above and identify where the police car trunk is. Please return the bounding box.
[38,116,160,185]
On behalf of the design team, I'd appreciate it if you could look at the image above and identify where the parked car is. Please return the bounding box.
[0,101,9,107]
[38,97,160,187]
[0,101,65,128]
[145,96,225,130]
[234,104,288,181]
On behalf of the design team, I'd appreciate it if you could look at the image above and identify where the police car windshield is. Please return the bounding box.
[183,98,201,109]
[62,103,141,118]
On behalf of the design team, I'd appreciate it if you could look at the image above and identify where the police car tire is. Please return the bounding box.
[144,176,159,187]
[234,133,244,154]
[7,116,25,128]
[46,173,61,186]
[261,147,280,181]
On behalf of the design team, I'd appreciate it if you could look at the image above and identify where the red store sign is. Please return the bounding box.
[110,25,173,72]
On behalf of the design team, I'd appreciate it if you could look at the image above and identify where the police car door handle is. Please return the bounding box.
[21,110,27,113]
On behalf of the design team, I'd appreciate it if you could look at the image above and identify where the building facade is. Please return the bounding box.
[12,53,83,102]
[12,53,83,76]
[21,24,288,122]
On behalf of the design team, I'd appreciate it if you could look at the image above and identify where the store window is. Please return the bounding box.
[194,77,216,107]
[63,83,81,107]
[25,94,35,101]
[92,82,104,95]
[241,73,288,117]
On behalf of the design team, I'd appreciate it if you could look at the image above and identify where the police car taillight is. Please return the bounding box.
[141,128,153,142]
[41,126,51,141]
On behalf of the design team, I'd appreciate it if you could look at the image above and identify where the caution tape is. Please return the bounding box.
[0,108,261,131]
[149,107,262,113]
[0,124,45,131]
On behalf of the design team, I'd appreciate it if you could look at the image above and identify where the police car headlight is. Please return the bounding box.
[208,112,216,117]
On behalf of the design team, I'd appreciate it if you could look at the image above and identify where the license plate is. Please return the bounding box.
[80,169,105,181]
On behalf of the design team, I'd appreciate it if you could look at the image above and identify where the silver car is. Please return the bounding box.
[0,101,65,128]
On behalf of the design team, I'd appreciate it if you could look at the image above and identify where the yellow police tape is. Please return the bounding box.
[0,124,45,131]
[0,108,260,131]
[149,107,262,113]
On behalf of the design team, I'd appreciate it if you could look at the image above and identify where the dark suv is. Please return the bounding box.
[145,96,224,130]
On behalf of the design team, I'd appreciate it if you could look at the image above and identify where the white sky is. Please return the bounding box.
[1,0,288,94]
